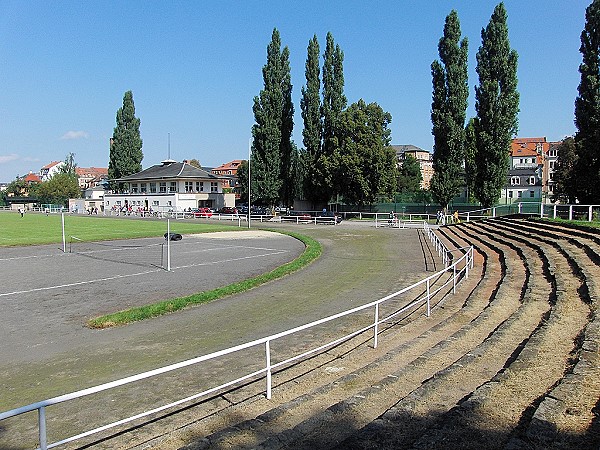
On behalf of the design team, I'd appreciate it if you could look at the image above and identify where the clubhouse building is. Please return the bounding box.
[103,159,235,213]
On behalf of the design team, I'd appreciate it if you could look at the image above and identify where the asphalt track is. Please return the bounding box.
[0,230,305,365]
[0,221,435,449]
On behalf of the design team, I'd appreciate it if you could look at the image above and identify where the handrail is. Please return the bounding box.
[0,225,474,450]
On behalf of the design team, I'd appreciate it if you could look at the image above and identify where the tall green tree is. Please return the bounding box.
[279,45,296,207]
[552,137,579,204]
[573,0,600,203]
[306,32,347,207]
[300,35,323,205]
[397,154,422,195]
[464,118,477,202]
[251,28,294,207]
[473,3,520,208]
[322,32,347,159]
[236,160,249,203]
[333,99,393,205]
[108,91,143,191]
[430,10,469,212]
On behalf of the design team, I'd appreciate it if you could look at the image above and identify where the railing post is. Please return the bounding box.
[467,211,470,222]
[492,207,496,218]
[373,303,379,349]
[553,204,557,219]
[589,205,593,222]
[518,202,522,214]
[426,279,431,317]
[569,205,573,221]
[540,202,544,218]
[265,340,272,400]
[453,263,456,294]
[39,406,48,450]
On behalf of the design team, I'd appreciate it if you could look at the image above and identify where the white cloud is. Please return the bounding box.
[0,154,19,164]
[60,130,89,140]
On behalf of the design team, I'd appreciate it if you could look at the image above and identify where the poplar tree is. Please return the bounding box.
[108,91,143,191]
[430,10,469,212]
[574,0,600,203]
[300,35,323,205]
[279,45,296,207]
[464,118,477,202]
[473,3,519,208]
[322,32,347,158]
[304,32,347,206]
[251,28,294,207]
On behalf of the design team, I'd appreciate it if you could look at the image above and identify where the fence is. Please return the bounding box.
[460,202,600,223]
[0,224,473,450]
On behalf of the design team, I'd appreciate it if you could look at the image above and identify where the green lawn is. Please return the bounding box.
[0,211,242,247]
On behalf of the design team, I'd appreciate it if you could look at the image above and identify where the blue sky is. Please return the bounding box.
[0,1,590,182]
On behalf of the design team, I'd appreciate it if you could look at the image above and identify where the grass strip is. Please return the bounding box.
[87,230,321,328]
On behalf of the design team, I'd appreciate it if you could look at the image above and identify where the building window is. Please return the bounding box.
[160,182,167,193]
[530,190,535,198]
[511,176,520,186]
[185,181,193,192]
[549,149,557,157]
[169,182,177,193]
[518,191,523,198]
[549,161,556,170]
[167,201,172,206]
[152,200,159,206]
[131,183,138,193]
[140,183,147,193]
[211,182,218,193]
[196,181,204,192]
[529,176,536,185]
[508,190,513,198]
[150,183,156,193]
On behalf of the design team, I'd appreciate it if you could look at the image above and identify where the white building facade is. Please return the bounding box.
[103,159,235,214]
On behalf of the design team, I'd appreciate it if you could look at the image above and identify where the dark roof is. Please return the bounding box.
[114,160,223,182]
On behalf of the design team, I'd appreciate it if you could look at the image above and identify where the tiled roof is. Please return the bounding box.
[213,160,243,171]
[41,161,62,169]
[76,167,108,177]
[23,173,41,183]
[114,160,223,182]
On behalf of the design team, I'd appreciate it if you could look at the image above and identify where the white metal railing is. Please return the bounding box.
[461,202,600,223]
[0,227,474,450]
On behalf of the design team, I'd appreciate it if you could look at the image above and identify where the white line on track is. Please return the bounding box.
[0,249,290,298]
[0,268,163,297]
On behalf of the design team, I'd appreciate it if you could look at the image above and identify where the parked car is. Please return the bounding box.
[251,205,270,215]
[194,207,213,218]
[219,207,239,215]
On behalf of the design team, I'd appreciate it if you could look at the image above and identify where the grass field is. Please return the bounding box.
[0,211,242,247]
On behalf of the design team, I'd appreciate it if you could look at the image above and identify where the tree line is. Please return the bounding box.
[241,3,522,211]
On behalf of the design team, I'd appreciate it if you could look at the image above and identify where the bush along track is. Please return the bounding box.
[87,230,321,329]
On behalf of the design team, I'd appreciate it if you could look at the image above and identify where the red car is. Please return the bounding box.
[192,207,212,218]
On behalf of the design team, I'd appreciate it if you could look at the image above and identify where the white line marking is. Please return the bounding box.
[0,250,290,297]
[0,269,163,297]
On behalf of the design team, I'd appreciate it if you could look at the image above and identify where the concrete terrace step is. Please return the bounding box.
[333,220,552,449]
[184,222,536,449]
